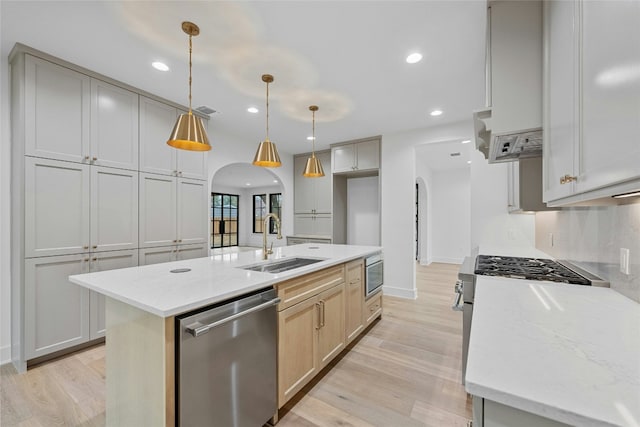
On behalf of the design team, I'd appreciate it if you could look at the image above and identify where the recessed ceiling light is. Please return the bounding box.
[247,107,259,114]
[461,139,471,144]
[245,183,251,186]
[430,109,443,117]
[307,136,315,141]
[151,61,169,72]
[273,179,278,183]
[406,53,423,64]
[467,160,472,164]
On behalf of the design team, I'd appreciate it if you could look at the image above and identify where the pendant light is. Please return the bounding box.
[303,105,325,177]
[252,74,281,167]
[167,21,211,152]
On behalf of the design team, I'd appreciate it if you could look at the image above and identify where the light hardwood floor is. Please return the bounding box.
[1,262,471,426]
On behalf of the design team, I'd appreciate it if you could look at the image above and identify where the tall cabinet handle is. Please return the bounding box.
[315,302,322,330]
[320,300,326,327]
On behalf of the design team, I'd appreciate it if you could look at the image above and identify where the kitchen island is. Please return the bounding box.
[466,275,640,427]
[69,243,382,426]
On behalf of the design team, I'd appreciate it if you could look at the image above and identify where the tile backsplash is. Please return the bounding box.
[535,201,640,303]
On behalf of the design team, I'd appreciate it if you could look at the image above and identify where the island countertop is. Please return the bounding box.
[69,244,381,318]
[466,275,640,427]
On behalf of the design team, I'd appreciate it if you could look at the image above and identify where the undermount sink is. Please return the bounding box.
[240,257,326,274]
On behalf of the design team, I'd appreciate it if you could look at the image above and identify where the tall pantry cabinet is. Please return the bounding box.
[10,45,209,371]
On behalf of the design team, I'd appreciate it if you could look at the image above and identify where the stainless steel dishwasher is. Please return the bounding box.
[177,288,280,427]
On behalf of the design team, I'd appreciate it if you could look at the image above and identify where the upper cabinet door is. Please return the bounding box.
[355,139,380,171]
[24,157,90,258]
[313,151,332,214]
[90,80,139,170]
[139,173,177,248]
[577,0,640,193]
[90,166,139,252]
[139,96,177,176]
[175,110,208,180]
[177,178,208,245]
[24,55,90,163]
[543,0,578,202]
[332,145,356,173]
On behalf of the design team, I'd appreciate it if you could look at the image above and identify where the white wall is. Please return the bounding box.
[207,125,294,248]
[346,176,379,246]
[381,120,473,300]
[430,168,471,264]
[469,149,536,250]
[415,167,433,265]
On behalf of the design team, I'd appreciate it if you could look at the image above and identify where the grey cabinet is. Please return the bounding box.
[11,46,210,371]
[543,0,640,205]
[139,96,208,180]
[24,158,139,258]
[139,243,208,265]
[24,54,139,170]
[24,55,91,163]
[331,138,380,174]
[24,254,90,359]
[89,250,138,339]
[90,79,139,171]
[139,173,208,248]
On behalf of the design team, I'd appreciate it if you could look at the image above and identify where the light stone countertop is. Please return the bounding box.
[69,244,381,318]
[466,275,640,427]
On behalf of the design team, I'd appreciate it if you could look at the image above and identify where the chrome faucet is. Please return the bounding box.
[262,213,283,260]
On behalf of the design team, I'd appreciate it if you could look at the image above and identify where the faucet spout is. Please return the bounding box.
[262,213,283,260]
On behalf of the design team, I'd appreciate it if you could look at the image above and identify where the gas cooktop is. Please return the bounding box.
[475,255,592,285]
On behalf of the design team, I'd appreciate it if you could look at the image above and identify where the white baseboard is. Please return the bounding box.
[382,285,417,300]
[0,344,11,366]
[431,256,464,265]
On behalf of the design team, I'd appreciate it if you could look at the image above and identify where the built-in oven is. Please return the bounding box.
[365,253,383,298]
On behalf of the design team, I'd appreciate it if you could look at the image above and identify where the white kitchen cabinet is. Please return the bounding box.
[90,166,139,252]
[138,243,208,265]
[24,157,90,258]
[24,54,90,164]
[139,173,208,248]
[294,214,332,237]
[90,79,139,171]
[293,151,331,214]
[139,96,208,180]
[24,158,139,258]
[473,397,570,427]
[89,250,138,339]
[24,254,91,359]
[543,0,640,205]
[331,138,380,174]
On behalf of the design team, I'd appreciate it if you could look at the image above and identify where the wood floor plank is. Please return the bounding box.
[1,262,471,426]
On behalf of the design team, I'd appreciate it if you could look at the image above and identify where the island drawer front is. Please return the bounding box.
[275,264,345,311]
[365,291,383,325]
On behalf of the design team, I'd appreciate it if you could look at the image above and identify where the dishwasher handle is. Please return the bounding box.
[186,296,281,337]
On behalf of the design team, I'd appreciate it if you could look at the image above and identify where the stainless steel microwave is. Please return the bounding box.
[365,253,383,298]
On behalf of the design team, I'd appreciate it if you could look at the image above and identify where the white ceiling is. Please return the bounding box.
[1,1,487,156]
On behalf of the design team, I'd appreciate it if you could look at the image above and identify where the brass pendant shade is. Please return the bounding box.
[167,112,210,151]
[253,74,281,167]
[303,105,325,177]
[167,21,211,152]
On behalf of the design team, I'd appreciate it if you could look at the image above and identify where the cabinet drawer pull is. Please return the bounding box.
[84,156,90,162]
[315,302,322,330]
[92,157,98,162]
[320,300,325,327]
[92,245,98,249]
[83,246,89,250]
[92,257,97,261]
[560,174,577,184]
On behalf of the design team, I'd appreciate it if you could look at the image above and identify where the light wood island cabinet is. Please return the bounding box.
[274,258,381,409]
[345,258,365,343]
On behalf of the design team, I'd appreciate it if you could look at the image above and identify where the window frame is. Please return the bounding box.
[268,193,282,234]
[252,193,267,234]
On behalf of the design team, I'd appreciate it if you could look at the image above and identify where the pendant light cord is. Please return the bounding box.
[265,81,270,141]
[188,34,193,114]
[311,109,316,157]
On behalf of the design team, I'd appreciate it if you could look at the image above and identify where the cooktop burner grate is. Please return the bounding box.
[475,255,591,285]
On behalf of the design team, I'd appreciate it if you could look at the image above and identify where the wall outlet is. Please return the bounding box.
[620,248,630,275]
[548,233,554,247]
